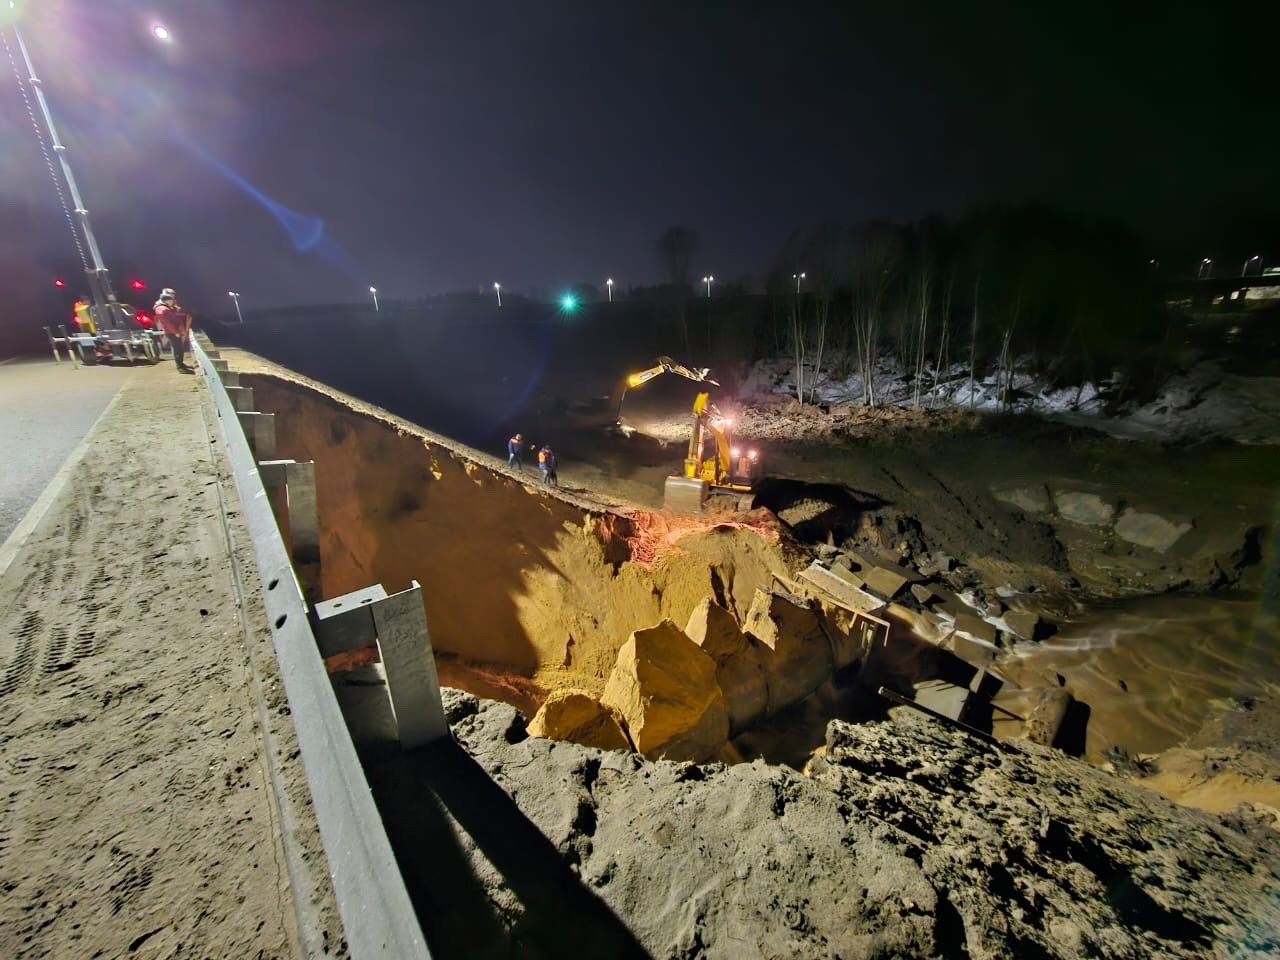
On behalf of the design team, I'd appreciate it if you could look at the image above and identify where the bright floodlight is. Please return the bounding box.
[152,23,172,42]
[560,293,578,311]
[369,286,377,293]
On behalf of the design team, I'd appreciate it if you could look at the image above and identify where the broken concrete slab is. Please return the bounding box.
[909,583,937,605]
[601,620,729,762]
[908,679,971,722]
[798,561,885,615]
[886,602,952,646]
[526,688,632,751]
[992,484,1053,514]
[942,632,998,664]
[1114,508,1193,553]
[743,588,834,713]
[684,599,769,732]
[1052,490,1116,526]
[951,612,999,646]
[859,565,910,600]
[1002,609,1044,642]
[846,550,924,598]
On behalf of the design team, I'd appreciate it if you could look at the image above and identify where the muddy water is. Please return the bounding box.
[994,592,1280,762]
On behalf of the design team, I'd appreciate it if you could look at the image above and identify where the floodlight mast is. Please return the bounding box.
[10,22,127,329]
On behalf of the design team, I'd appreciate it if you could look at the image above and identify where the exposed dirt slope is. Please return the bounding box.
[241,367,798,707]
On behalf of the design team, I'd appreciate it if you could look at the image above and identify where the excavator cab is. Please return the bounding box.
[664,392,763,512]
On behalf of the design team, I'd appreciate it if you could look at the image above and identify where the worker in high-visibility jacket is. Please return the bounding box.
[72,297,95,334]
[154,288,194,373]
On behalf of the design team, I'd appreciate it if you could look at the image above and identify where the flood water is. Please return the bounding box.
[994,591,1280,762]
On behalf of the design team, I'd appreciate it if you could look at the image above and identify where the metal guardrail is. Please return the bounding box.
[194,338,433,960]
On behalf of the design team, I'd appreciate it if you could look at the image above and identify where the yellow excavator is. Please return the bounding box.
[565,356,719,436]
[664,391,763,512]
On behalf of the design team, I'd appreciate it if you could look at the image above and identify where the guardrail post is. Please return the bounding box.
[237,411,277,459]
[314,582,449,749]
[226,384,256,412]
[259,459,321,603]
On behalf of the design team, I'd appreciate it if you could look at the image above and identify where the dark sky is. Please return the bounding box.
[2,0,1274,312]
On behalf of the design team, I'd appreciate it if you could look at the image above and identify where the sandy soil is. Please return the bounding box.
[224,345,1280,821]
[0,361,343,959]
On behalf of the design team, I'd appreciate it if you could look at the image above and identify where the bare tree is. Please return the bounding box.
[928,266,956,407]
[968,276,981,410]
[850,223,901,406]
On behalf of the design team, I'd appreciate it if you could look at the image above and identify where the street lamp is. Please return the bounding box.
[702,275,714,298]
[369,286,379,311]
[606,278,614,303]
[793,271,806,294]
[151,23,172,42]
[228,291,243,324]
[1198,258,1213,280]
[493,282,502,307]
[1243,255,1263,277]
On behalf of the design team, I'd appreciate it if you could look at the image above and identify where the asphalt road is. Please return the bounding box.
[0,357,129,546]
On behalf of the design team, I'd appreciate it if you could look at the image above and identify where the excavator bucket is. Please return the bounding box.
[663,476,708,513]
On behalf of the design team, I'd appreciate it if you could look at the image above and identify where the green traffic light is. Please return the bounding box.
[560,293,578,311]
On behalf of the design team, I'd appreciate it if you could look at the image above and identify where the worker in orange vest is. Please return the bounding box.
[72,297,95,334]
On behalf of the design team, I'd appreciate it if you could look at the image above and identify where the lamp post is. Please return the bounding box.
[606,278,614,303]
[1198,258,1213,280]
[1243,255,1262,277]
[702,275,714,298]
[369,286,379,311]
[793,271,806,295]
[228,291,243,324]
[493,282,502,307]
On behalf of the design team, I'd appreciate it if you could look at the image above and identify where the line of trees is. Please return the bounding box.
[754,206,1169,408]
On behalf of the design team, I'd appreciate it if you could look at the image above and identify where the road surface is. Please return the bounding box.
[0,356,128,547]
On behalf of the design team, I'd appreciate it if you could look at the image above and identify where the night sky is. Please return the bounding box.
[2,0,1274,315]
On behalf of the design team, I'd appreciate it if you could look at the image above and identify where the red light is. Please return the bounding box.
[135,310,154,328]
[54,278,65,288]
[130,278,146,290]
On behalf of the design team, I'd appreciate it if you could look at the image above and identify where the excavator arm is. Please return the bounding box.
[614,356,719,422]
[625,356,718,390]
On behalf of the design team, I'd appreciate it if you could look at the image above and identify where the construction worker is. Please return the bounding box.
[72,297,95,334]
[507,433,524,469]
[154,288,194,373]
[538,445,558,486]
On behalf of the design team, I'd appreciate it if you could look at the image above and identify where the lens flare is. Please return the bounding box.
[174,130,359,275]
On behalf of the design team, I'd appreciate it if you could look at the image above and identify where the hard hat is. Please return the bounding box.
[159,288,176,300]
